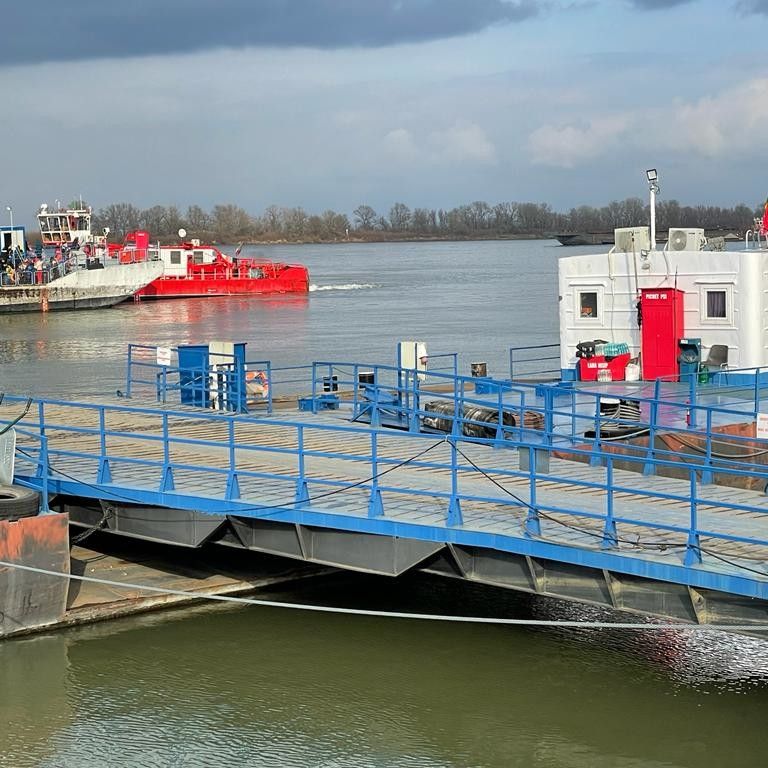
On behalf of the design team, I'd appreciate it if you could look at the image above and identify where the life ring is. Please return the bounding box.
[245,369,269,398]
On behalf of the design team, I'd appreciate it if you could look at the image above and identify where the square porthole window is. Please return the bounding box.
[699,284,733,324]
[577,290,599,320]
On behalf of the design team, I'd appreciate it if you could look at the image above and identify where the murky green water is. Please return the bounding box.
[2,573,768,767]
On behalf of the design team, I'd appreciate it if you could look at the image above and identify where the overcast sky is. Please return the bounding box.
[3,0,767,226]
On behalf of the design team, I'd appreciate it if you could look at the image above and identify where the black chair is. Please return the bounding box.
[700,344,728,382]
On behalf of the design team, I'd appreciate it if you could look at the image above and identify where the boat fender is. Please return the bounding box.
[0,484,40,522]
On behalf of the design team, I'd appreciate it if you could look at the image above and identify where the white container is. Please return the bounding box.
[625,363,640,382]
[597,369,612,382]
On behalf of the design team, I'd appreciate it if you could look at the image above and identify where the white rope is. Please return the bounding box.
[1,558,767,632]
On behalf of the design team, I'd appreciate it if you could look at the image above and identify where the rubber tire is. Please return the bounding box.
[0,484,40,522]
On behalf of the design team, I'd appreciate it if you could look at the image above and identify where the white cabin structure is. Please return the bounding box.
[558,226,768,382]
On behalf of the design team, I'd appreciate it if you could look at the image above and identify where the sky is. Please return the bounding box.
[2,0,768,227]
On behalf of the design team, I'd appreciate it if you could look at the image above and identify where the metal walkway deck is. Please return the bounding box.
[6,385,768,630]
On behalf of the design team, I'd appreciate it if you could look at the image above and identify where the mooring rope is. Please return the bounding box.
[0,559,766,632]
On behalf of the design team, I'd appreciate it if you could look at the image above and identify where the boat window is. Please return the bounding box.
[699,284,732,323]
[578,290,599,319]
[169,250,182,265]
[193,250,204,264]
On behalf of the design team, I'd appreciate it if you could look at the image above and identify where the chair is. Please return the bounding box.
[700,344,728,382]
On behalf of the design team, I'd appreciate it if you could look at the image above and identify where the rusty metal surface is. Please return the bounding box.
[0,513,70,637]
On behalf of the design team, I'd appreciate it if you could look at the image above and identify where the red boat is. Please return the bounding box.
[117,230,309,299]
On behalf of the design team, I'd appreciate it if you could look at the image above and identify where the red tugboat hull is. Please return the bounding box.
[120,231,310,300]
[135,265,309,299]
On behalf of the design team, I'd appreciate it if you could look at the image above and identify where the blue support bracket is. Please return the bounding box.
[226,473,241,501]
[295,479,309,507]
[160,466,175,492]
[447,495,463,527]
[524,508,541,537]
[684,534,702,566]
[368,488,384,518]
[97,458,112,484]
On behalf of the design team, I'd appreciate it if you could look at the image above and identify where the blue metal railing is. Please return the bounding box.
[6,391,768,596]
[509,343,561,380]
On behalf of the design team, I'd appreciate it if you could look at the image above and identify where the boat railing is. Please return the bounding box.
[508,343,561,380]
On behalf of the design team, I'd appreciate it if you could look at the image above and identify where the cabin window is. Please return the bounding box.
[578,290,599,320]
[699,284,733,323]
[193,250,204,264]
[169,250,182,265]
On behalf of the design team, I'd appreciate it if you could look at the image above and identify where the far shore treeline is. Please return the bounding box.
[85,198,764,245]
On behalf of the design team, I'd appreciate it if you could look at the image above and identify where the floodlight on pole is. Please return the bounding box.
[5,206,13,249]
[645,169,660,249]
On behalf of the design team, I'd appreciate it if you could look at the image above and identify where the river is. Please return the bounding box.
[1,239,767,767]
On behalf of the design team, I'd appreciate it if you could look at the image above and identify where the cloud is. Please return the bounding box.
[736,0,768,13]
[527,116,631,168]
[1,0,542,66]
[527,78,768,168]
[628,0,695,8]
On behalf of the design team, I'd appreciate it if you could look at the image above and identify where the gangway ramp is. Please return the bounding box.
[5,395,768,631]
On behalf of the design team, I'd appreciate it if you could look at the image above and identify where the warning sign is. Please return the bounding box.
[756,413,768,441]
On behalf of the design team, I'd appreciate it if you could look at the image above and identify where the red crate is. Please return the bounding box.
[578,353,631,381]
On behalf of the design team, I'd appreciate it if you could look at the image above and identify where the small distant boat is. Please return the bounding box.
[556,232,615,247]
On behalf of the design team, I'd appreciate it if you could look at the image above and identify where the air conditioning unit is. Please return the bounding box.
[668,228,705,252]
[614,227,651,253]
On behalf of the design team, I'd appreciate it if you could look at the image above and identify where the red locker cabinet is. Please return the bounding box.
[640,288,685,381]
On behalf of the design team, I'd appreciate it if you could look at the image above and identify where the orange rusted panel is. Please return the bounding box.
[0,513,70,637]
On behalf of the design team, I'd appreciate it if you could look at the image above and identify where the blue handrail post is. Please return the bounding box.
[371,370,381,428]
[754,366,761,414]
[408,370,420,433]
[159,412,175,492]
[368,429,384,517]
[524,445,542,537]
[126,345,133,398]
[34,401,46,479]
[266,361,273,415]
[684,467,702,565]
[688,372,698,429]
[701,408,714,485]
[543,386,554,448]
[39,434,50,513]
[295,425,309,506]
[495,386,504,444]
[97,406,112,484]
[311,363,318,414]
[602,457,618,548]
[225,417,240,500]
[589,395,603,467]
[447,436,463,526]
[643,379,661,476]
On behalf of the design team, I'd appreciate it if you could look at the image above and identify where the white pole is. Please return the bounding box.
[5,206,12,250]
[649,185,656,250]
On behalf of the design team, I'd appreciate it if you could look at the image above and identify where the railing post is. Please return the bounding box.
[688,372,698,429]
[225,417,240,500]
[39,434,50,513]
[524,443,541,536]
[126,345,133,398]
[36,401,46,478]
[447,436,463,526]
[684,467,702,565]
[495,385,504,444]
[755,366,761,414]
[643,379,660,475]
[602,456,617,548]
[701,408,714,485]
[408,370,420,433]
[97,406,112,484]
[589,395,603,467]
[295,424,309,505]
[368,429,383,517]
[160,412,174,492]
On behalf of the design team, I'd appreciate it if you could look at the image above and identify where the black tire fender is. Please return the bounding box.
[0,484,40,522]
